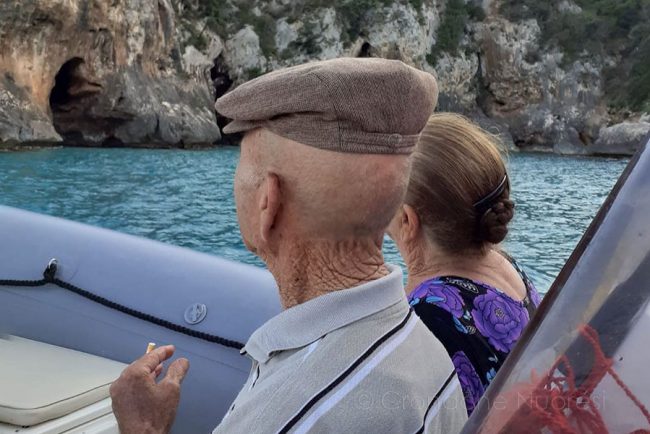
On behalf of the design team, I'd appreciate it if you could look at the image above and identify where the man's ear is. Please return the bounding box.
[259,172,281,243]
[401,204,421,243]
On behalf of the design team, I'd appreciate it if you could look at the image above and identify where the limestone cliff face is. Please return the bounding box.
[476,16,609,154]
[1,0,648,154]
[176,0,647,155]
[0,0,219,147]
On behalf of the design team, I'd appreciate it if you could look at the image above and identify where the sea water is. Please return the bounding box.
[0,147,629,293]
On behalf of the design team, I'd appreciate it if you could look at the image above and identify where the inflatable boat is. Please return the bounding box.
[0,208,281,433]
[1,135,649,433]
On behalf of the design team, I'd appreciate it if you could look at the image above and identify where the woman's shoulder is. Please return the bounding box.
[408,276,489,325]
[496,251,542,307]
[409,273,535,354]
[408,277,474,311]
[408,269,539,320]
[409,274,509,306]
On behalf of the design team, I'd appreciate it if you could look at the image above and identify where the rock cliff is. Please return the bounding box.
[0,0,220,147]
[1,0,648,154]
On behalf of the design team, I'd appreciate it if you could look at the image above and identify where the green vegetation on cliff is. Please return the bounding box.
[292,0,427,46]
[176,0,429,57]
[427,0,484,65]
[500,0,650,112]
[176,0,648,112]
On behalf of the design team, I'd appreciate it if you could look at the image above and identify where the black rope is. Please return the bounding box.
[0,260,245,350]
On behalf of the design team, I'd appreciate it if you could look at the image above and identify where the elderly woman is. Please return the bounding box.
[388,113,542,415]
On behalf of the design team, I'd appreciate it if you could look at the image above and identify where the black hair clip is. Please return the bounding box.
[473,174,509,216]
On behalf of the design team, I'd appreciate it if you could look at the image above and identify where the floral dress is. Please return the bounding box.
[407,256,542,416]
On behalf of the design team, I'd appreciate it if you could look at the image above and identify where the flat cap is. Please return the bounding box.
[215,57,438,154]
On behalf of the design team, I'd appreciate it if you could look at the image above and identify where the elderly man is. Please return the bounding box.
[110,58,467,433]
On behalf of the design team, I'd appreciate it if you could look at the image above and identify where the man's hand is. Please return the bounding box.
[110,345,190,434]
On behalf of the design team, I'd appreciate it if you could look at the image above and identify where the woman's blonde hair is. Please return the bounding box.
[406,113,514,254]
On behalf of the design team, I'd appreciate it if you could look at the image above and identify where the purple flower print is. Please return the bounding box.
[409,281,465,318]
[471,292,529,353]
[528,285,542,308]
[452,351,484,415]
[408,279,443,302]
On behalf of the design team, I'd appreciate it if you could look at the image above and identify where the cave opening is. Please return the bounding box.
[211,54,238,144]
[49,57,86,109]
[357,42,373,58]
[49,57,103,145]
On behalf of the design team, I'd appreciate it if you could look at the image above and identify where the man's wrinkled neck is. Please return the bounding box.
[267,237,390,309]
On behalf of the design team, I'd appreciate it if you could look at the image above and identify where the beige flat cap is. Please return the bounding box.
[215,57,439,154]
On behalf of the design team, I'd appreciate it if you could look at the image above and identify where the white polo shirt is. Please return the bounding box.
[213,265,467,433]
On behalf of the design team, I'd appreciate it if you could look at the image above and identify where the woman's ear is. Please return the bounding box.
[401,204,421,243]
[387,205,404,241]
[259,172,281,244]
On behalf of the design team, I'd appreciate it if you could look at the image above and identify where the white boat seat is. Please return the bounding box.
[0,335,126,427]
[0,398,117,434]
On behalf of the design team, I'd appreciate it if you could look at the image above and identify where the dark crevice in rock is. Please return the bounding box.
[475,52,507,115]
[579,130,592,146]
[50,58,87,108]
[524,51,541,64]
[102,136,125,147]
[49,57,115,146]
[211,55,232,99]
[31,10,59,26]
[158,1,172,43]
[515,131,544,148]
[211,54,238,145]
[357,42,373,58]
[475,53,510,112]
[475,52,490,110]
[170,47,183,71]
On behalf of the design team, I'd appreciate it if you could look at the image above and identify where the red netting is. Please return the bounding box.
[492,325,650,434]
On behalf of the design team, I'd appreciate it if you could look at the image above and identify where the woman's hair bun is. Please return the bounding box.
[477,199,515,244]
[406,113,514,252]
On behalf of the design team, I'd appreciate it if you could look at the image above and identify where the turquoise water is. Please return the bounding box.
[0,147,629,293]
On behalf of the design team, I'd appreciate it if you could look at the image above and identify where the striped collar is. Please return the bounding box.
[241,264,406,363]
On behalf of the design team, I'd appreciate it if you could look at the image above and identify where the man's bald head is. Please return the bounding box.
[221,58,438,301]
[235,128,410,248]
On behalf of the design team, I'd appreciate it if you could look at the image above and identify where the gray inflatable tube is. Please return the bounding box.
[0,206,282,433]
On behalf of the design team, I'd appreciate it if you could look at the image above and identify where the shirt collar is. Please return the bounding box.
[242,264,406,363]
